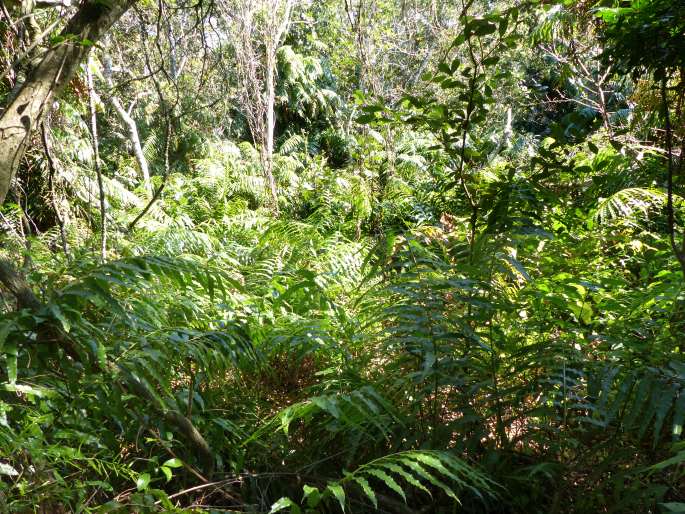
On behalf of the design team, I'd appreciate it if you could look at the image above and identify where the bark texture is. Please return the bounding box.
[0,0,136,204]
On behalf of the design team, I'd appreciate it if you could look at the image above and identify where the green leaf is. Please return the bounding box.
[450,57,460,72]
[362,104,385,114]
[498,17,509,36]
[409,453,460,483]
[0,321,13,353]
[136,473,151,491]
[672,391,685,439]
[378,462,432,497]
[50,305,71,333]
[356,114,376,124]
[364,468,406,502]
[653,384,677,447]
[97,342,107,370]
[327,483,346,512]
[398,458,459,501]
[2,383,55,398]
[352,476,377,508]
[661,503,685,512]
[312,396,341,418]
[160,466,172,482]
[468,20,497,36]
[302,485,321,509]
[162,458,183,468]
[624,377,652,430]
[5,342,17,385]
[270,497,301,514]
[650,451,685,471]
[579,302,593,325]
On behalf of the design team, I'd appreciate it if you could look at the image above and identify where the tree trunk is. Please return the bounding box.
[662,75,685,278]
[110,96,152,195]
[86,55,107,262]
[264,49,279,212]
[0,0,136,204]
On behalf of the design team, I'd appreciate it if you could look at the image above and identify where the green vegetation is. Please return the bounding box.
[0,0,684,512]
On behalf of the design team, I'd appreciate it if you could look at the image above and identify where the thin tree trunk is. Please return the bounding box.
[597,69,613,137]
[87,57,106,262]
[119,100,151,193]
[262,0,294,214]
[40,120,70,261]
[109,95,152,195]
[662,75,685,278]
[225,0,293,215]
[102,52,152,193]
[0,0,136,204]
[264,49,279,213]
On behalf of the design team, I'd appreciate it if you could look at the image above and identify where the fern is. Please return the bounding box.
[142,129,164,166]
[584,362,685,446]
[271,450,498,513]
[246,386,402,446]
[279,133,307,155]
[595,187,683,224]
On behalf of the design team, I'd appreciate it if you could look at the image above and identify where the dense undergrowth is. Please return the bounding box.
[1,0,685,512]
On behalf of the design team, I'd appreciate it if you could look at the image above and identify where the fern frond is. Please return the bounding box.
[245,386,402,446]
[279,133,306,155]
[272,450,497,513]
[594,187,677,224]
[142,130,163,166]
[583,362,685,446]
